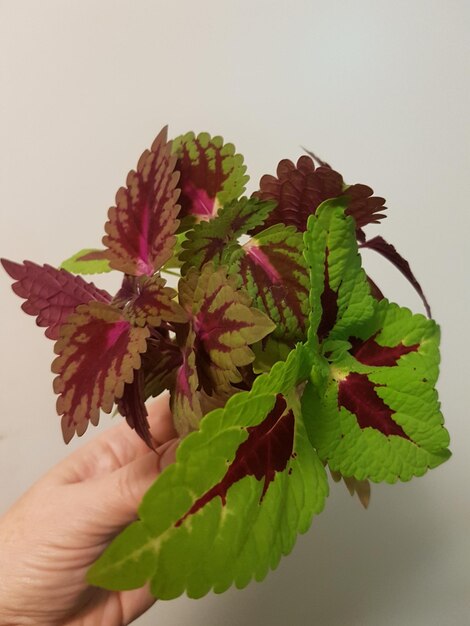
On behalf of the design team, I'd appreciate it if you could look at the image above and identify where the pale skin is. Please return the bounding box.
[0,394,179,626]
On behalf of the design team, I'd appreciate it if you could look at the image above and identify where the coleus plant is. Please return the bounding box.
[2,127,450,599]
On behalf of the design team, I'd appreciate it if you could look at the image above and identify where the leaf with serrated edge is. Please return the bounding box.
[172,131,249,222]
[87,345,327,599]
[252,155,386,234]
[178,264,276,393]
[103,126,181,276]
[302,203,450,482]
[51,301,149,442]
[1,259,111,339]
[60,249,112,274]
[180,197,275,274]
[229,224,309,341]
[303,199,376,347]
[123,276,187,327]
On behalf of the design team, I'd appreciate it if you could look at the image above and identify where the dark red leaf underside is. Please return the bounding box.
[143,333,182,400]
[175,138,228,220]
[118,368,155,449]
[103,126,181,276]
[349,333,419,366]
[360,236,431,317]
[252,156,386,234]
[175,394,294,527]
[1,259,111,339]
[338,372,409,439]
[52,301,149,442]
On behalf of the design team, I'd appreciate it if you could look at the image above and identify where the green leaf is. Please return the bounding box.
[180,197,275,274]
[87,345,327,599]
[60,249,112,274]
[301,201,450,483]
[303,198,376,346]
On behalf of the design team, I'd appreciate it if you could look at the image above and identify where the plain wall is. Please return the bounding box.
[1,1,469,624]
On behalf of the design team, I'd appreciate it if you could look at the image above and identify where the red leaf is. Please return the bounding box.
[252,155,386,234]
[103,126,181,276]
[51,301,149,442]
[118,369,155,449]
[1,259,111,340]
[176,394,294,526]
[360,236,432,317]
[338,372,409,439]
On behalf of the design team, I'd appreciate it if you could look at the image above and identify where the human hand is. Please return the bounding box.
[0,394,179,626]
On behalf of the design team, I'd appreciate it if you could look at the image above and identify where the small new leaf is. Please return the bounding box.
[180,197,275,274]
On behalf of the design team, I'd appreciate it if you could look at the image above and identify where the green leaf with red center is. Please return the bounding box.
[301,202,450,482]
[172,131,249,224]
[228,224,310,341]
[303,199,376,347]
[179,197,275,274]
[51,301,149,442]
[88,345,327,599]
[178,264,276,396]
[103,126,181,276]
[60,248,112,274]
[252,155,386,234]
[1,259,112,339]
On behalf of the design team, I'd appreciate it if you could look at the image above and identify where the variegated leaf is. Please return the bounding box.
[103,126,181,276]
[228,224,309,341]
[51,301,149,442]
[172,131,249,223]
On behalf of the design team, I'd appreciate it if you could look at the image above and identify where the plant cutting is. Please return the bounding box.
[2,126,450,600]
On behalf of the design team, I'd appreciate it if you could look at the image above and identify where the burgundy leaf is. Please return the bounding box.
[360,236,431,317]
[349,333,419,367]
[51,301,149,442]
[103,126,181,276]
[143,333,182,400]
[176,394,294,526]
[338,372,409,439]
[1,259,111,340]
[118,368,155,449]
[252,155,386,234]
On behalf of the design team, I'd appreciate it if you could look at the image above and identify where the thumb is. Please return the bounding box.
[78,439,179,534]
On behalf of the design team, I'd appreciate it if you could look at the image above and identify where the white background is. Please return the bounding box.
[1,1,469,624]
